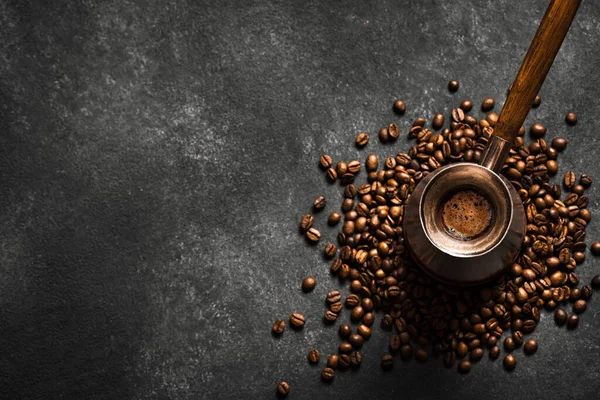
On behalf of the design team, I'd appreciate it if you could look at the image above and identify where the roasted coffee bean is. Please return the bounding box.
[326,168,337,181]
[321,367,335,381]
[393,100,407,115]
[573,299,587,314]
[358,324,372,339]
[432,114,445,130]
[567,314,579,329]
[348,160,361,174]
[457,360,472,374]
[378,127,389,143]
[272,320,286,335]
[489,346,500,360]
[388,123,400,141]
[470,348,484,362]
[381,354,394,370]
[356,132,369,147]
[338,354,351,369]
[444,351,456,368]
[591,242,600,256]
[327,290,341,303]
[592,275,600,288]
[503,354,517,371]
[324,310,338,322]
[552,137,568,151]
[327,354,339,368]
[564,171,576,188]
[328,212,341,225]
[512,331,524,346]
[277,381,290,397]
[329,302,343,313]
[554,308,568,325]
[314,196,326,211]
[349,334,364,348]
[339,323,352,339]
[366,154,379,172]
[481,98,495,111]
[530,123,547,138]
[524,340,538,355]
[565,112,578,126]
[504,337,515,352]
[351,306,365,321]
[324,243,337,258]
[415,349,429,363]
[532,95,542,107]
[320,155,333,169]
[302,277,316,292]
[306,228,321,242]
[300,214,314,231]
[290,313,305,328]
[308,349,321,364]
[339,342,352,353]
[460,100,473,112]
[350,351,362,367]
[448,80,459,92]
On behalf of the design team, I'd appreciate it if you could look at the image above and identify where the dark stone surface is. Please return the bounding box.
[1,0,600,399]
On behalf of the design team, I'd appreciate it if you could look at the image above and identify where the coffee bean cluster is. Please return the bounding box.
[274,88,599,392]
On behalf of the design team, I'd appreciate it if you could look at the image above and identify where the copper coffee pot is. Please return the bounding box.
[404,0,581,286]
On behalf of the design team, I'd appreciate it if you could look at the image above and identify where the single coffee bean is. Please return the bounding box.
[591,242,600,256]
[393,100,406,114]
[308,349,320,364]
[357,324,372,339]
[460,100,473,112]
[444,351,457,368]
[554,309,567,326]
[319,154,333,169]
[565,112,578,126]
[327,354,339,368]
[338,354,351,369]
[272,319,286,335]
[552,137,568,151]
[356,132,369,147]
[324,243,337,258]
[524,340,538,355]
[328,212,341,225]
[302,277,316,292]
[513,331,524,346]
[486,112,498,126]
[326,167,337,181]
[388,123,400,140]
[277,381,290,397]
[321,367,335,381]
[573,299,587,314]
[366,154,378,172]
[350,351,362,368]
[329,301,342,313]
[503,354,517,371]
[339,323,351,339]
[592,275,600,288]
[448,80,459,92]
[327,290,341,303]
[300,214,314,231]
[564,171,576,188]
[432,114,445,130]
[349,333,364,348]
[457,360,472,374]
[504,337,515,353]
[313,196,326,211]
[306,228,320,242]
[580,173,593,188]
[567,314,579,329]
[581,285,593,300]
[470,348,484,362]
[481,98,495,111]
[530,123,547,138]
[489,346,500,360]
[348,160,361,174]
[532,95,541,108]
[378,127,389,143]
[351,306,365,321]
[339,342,352,353]
[290,313,305,328]
[381,354,394,370]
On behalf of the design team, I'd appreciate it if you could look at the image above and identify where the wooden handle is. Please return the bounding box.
[494,0,581,143]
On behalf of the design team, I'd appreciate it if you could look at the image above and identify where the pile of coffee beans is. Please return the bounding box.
[274,81,599,395]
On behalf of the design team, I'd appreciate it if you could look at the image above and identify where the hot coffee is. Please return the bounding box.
[440,189,493,240]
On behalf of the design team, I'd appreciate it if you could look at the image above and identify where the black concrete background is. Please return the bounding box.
[1,0,600,399]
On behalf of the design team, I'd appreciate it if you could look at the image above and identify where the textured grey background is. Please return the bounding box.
[1,0,600,399]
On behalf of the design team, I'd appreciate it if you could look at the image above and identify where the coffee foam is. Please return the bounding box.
[440,190,493,240]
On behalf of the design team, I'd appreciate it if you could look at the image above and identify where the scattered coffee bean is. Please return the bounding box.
[448,80,459,92]
[300,214,313,231]
[460,100,473,112]
[313,196,326,211]
[356,132,369,147]
[302,277,316,292]
[308,349,320,364]
[378,127,389,143]
[415,349,429,362]
[532,95,542,108]
[481,98,495,111]
[567,314,579,329]
[489,346,500,360]
[503,354,517,371]
[328,212,341,226]
[324,243,337,258]
[504,337,516,353]
[326,168,337,181]
[272,320,286,335]
[366,154,378,172]
[565,112,578,126]
[432,114,445,130]
[388,123,399,141]
[573,299,587,314]
[393,100,406,114]
[592,275,600,288]
[552,137,568,151]
[591,242,600,256]
[524,340,538,355]
[339,323,351,339]
[457,360,472,374]
[553,307,565,325]
[564,171,576,188]
[319,155,333,169]
[327,354,338,368]
[321,367,335,381]
[530,123,547,138]
[277,381,290,397]
[381,354,394,369]
[306,228,320,242]
[290,313,305,328]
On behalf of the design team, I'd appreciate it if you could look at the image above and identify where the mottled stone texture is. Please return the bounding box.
[1,0,600,399]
